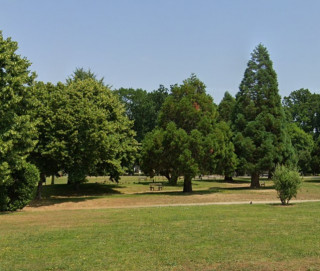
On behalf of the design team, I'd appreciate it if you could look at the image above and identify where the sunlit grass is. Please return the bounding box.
[1,203,320,270]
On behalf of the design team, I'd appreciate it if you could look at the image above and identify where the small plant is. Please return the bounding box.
[273,165,302,205]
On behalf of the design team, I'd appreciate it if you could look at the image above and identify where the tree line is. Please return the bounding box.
[0,32,319,211]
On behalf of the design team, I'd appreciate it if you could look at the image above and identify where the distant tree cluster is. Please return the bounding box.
[1,31,319,210]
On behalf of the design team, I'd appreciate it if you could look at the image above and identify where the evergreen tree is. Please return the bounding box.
[218,91,236,123]
[233,44,295,188]
[66,67,105,86]
[142,74,236,192]
[218,91,238,180]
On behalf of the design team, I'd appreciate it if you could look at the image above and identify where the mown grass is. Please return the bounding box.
[39,175,320,200]
[1,202,320,270]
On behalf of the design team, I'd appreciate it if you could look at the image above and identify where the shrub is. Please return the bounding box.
[273,165,302,205]
[0,162,39,212]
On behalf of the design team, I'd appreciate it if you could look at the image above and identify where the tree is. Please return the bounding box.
[66,67,105,86]
[218,91,236,123]
[31,79,138,190]
[0,32,39,211]
[115,86,168,142]
[273,165,302,205]
[287,123,314,174]
[142,74,235,192]
[233,44,295,188]
[217,92,238,180]
[30,82,66,198]
[311,137,320,175]
[283,89,320,137]
[141,122,189,185]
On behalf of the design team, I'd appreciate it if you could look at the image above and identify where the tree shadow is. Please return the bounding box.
[41,183,123,198]
[194,178,252,184]
[27,183,124,209]
[135,184,274,196]
[303,178,320,183]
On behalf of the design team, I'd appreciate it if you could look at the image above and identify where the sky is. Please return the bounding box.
[1,0,320,103]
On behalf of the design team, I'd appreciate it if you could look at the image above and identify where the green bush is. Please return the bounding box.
[0,162,39,212]
[273,165,302,205]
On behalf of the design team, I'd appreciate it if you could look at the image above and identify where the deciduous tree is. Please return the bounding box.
[0,32,39,211]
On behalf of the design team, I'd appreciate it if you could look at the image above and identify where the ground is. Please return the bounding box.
[1,176,320,271]
[25,175,320,211]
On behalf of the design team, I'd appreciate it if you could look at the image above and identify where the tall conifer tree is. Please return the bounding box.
[233,44,294,188]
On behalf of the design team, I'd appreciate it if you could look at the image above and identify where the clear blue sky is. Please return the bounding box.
[1,0,319,102]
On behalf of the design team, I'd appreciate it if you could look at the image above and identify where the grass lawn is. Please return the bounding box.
[1,202,320,270]
[25,175,320,211]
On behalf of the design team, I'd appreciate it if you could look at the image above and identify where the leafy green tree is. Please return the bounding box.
[115,86,168,142]
[311,137,320,175]
[141,122,189,185]
[283,89,320,137]
[148,85,169,115]
[233,44,295,188]
[273,165,302,205]
[142,74,236,192]
[0,32,39,211]
[287,123,314,174]
[29,82,66,198]
[31,79,137,190]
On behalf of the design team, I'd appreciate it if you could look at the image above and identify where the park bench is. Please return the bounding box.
[149,182,163,191]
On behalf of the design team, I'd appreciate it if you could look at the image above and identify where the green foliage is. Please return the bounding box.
[311,137,320,174]
[287,123,314,174]
[0,162,39,211]
[115,86,168,142]
[283,89,320,137]
[218,91,236,122]
[273,165,302,205]
[142,74,236,192]
[233,44,295,187]
[66,67,105,86]
[0,31,38,211]
[31,79,138,186]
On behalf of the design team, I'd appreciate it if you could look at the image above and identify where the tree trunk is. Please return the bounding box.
[36,173,46,200]
[251,172,260,188]
[183,175,193,193]
[268,170,272,180]
[51,175,55,185]
[164,171,178,186]
[169,174,178,186]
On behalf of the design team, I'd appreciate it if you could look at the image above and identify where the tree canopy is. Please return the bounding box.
[283,89,320,138]
[115,86,168,142]
[31,79,138,190]
[0,31,39,211]
[141,74,237,192]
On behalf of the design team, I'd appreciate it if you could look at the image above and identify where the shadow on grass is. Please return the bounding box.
[304,178,320,184]
[27,183,123,208]
[135,184,275,196]
[41,183,123,198]
[194,178,252,184]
